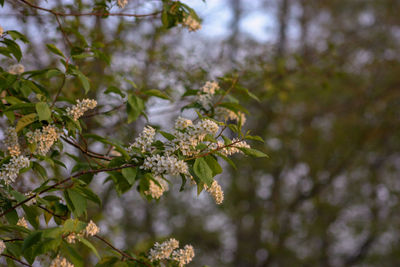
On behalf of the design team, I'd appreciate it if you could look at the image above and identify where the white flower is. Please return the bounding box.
[8,64,24,75]
[66,232,76,244]
[0,156,30,185]
[66,99,97,121]
[171,245,195,267]
[144,175,169,199]
[117,0,128,8]
[182,15,201,32]
[17,217,28,229]
[175,117,193,130]
[85,220,100,236]
[3,127,21,157]
[0,240,5,254]
[168,118,220,156]
[205,180,224,205]
[129,126,156,153]
[142,154,188,175]
[201,81,219,95]
[26,125,60,155]
[148,238,179,262]
[50,255,74,267]
[196,81,219,108]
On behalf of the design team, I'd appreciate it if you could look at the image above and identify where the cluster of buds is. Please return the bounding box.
[196,81,219,108]
[26,125,60,155]
[204,180,224,205]
[66,220,100,244]
[182,15,201,32]
[8,64,24,75]
[17,217,28,229]
[50,255,74,267]
[144,175,169,199]
[209,138,250,157]
[66,99,97,121]
[3,127,21,157]
[148,238,195,266]
[117,0,128,8]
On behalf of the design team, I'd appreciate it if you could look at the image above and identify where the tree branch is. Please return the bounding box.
[18,0,161,18]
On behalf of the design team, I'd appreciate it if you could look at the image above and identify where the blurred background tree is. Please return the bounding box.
[2,0,400,266]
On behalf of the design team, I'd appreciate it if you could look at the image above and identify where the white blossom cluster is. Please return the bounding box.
[66,99,97,121]
[8,64,24,75]
[209,138,250,157]
[50,255,74,267]
[117,0,128,8]
[144,175,169,199]
[148,238,179,261]
[215,107,246,124]
[0,240,5,254]
[17,217,28,228]
[0,155,29,185]
[169,118,219,156]
[0,25,3,37]
[129,126,155,153]
[148,238,195,266]
[26,125,60,155]
[196,81,219,108]
[142,154,188,176]
[175,117,193,130]
[66,220,99,244]
[182,15,201,32]
[205,180,224,205]
[3,127,21,157]
[85,220,100,236]
[171,245,195,267]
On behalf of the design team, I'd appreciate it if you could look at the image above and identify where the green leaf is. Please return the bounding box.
[238,147,268,158]
[79,237,100,259]
[65,189,87,217]
[74,186,102,206]
[22,231,42,253]
[35,102,51,121]
[193,158,213,187]
[122,167,137,185]
[245,135,265,142]
[7,30,29,43]
[46,44,65,58]
[159,131,175,141]
[1,39,22,61]
[104,86,125,98]
[77,73,90,94]
[142,89,170,100]
[126,94,145,123]
[219,102,249,114]
[15,113,36,132]
[204,155,222,176]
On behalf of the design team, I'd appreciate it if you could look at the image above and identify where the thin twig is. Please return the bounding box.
[0,164,136,218]
[94,235,150,266]
[18,0,161,18]
[38,205,68,220]
[1,254,32,266]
